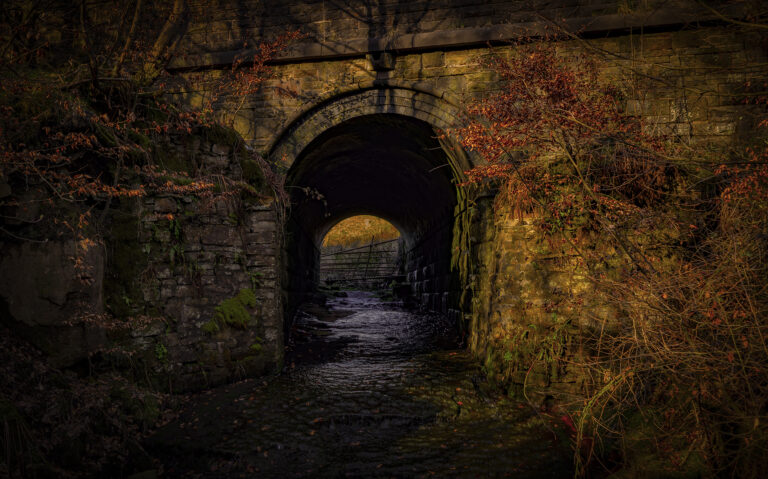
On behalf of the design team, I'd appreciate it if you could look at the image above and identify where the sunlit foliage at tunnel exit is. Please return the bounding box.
[322,215,400,247]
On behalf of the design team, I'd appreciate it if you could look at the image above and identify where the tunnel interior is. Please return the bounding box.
[283,113,462,324]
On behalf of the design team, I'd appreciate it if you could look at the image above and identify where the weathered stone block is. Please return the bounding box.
[201,225,238,246]
[211,143,231,156]
[131,319,167,338]
[154,198,177,213]
[248,220,276,234]
[421,51,444,68]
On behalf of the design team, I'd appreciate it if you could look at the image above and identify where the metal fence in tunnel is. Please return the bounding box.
[319,239,401,288]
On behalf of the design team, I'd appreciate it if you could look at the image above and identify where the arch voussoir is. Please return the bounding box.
[267,87,469,172]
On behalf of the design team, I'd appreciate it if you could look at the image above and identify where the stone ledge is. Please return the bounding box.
[167,5,744,70]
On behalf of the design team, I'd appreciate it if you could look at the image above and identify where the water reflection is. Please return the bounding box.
[149,291,573,478]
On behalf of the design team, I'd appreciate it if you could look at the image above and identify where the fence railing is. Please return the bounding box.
[319,238,401,285]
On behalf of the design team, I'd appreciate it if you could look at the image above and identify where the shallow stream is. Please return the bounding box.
[147,291,573,478]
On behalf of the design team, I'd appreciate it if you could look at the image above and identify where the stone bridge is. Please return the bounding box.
[1,0,764,395]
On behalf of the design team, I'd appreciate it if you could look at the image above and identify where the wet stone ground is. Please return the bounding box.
[147,291,574,478]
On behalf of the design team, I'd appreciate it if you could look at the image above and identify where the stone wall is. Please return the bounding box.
[184,0,613,53]
[178,0,737,62]
[403,218,460,317]
[0,130,284,392]
[108,136,283,392]
[185,22,764,397]
[454,28,766,400]
[282,217,319,332]
[154,5,768,398]
[110,8,768,399]
[122,201,281,392]
[170,26,767,163]
[4,2,765,396]
[461,198,594,401]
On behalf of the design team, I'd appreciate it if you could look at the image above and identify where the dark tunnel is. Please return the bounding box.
[283,113,463,326]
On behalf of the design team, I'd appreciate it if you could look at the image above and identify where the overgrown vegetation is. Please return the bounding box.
[0,1,298,475]
[322,215,400,247]
[0,0,298,254]
[0,324,170,478]
[453,33,768,478]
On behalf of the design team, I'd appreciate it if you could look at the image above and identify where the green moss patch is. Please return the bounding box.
[201,319,219,334]
[202,289,259,334]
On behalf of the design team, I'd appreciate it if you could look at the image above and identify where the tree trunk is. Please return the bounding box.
[138,0,189,86]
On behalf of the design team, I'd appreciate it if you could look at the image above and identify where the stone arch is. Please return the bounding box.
[267,85,473,181]
[277,87,472,323]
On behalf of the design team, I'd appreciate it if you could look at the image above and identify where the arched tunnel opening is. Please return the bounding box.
[283,113,464,335]
[319,215,402,288]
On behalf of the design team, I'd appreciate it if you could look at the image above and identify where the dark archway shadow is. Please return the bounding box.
[283,113,461,336]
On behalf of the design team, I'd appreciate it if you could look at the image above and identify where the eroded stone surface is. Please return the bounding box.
[0,240,106,366]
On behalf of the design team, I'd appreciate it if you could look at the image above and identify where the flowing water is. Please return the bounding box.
[148,291,574,478]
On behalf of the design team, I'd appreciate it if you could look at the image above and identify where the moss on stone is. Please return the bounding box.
[240,158,265,190]
[201,319,219,334]
[215,288,257,327]
[201,288,258,334]
[195,123,268,193]
[109,383,161,431]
